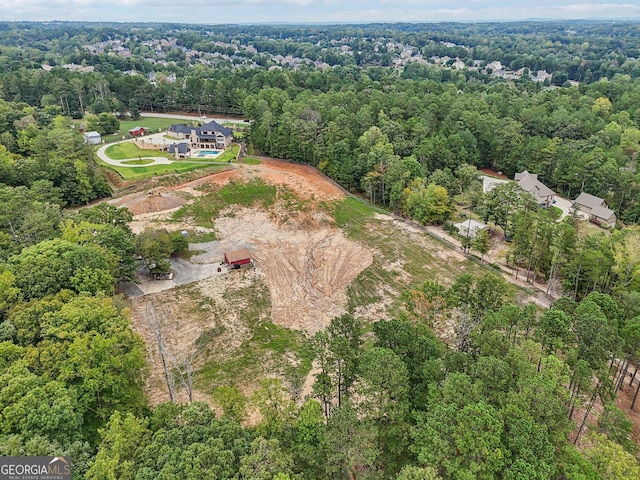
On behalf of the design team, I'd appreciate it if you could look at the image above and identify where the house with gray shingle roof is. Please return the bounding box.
[83,131,101,145]
[167,120,233,150]
[454,219,490,240]
[168,142,190,159]
[573,192,616,228]
[515,171,555,207]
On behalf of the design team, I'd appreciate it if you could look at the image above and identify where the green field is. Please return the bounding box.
[173,178,277,226]
[100,117,197,143]
[121,158,155,165]
[98,159,229,180]
[333,197,492,312]
[184,145,239,163]
[100,140,240,181]
[105,142,172,159]
[242,156,261,165]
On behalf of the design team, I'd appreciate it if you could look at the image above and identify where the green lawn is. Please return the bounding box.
[121,158,155,165]
[242,156,261,165]
[100,117,196,143]
[99,159,229,181]
[548,205,563,220]
[99,141,240,181]
[183,144,239,163]
[222,121,246,128]
[105,142,171,160]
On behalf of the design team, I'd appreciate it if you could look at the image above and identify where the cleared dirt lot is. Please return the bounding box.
[119,159,371,405]
[216,207,372,334]
[163,157,346,201]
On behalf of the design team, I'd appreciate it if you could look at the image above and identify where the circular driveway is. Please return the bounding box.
[96,137,175,167]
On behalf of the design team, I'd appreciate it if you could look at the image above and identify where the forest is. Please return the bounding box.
[2,20,640,479]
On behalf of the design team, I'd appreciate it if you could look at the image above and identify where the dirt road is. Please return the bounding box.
[141,112,249,124]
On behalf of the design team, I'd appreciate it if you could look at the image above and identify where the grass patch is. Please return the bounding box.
[197,276,312,389]
[100,117,184,143]
[105,142,171,160]
[185,144,239,163]
[220,178,276,207]
[187,231,218,243]
[99,159,229,181]
[98,143,239,181]
[548,205,563,220]
[577,219,611,237]
[222,121,246,128]
[216,145,239,162]
[333,196,377,232]
[242,156,261,165]
[121,158,155,165]
[172,178,278,227]
[121,117,188,131]
[331,196,488,314]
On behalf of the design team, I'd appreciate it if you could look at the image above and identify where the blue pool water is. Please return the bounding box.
[198,150,220,157]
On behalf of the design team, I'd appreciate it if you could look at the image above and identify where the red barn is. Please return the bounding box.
[129,126,146,137]
[224,249,252,268]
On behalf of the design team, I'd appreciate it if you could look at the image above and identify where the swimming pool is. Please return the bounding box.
[198,150,221,157]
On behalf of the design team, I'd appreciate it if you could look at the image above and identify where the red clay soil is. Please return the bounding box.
[480,167,510,179]
[572,371,640,449]
[615,377,640,445]
[111,190,188,216]
[167,157,345,201]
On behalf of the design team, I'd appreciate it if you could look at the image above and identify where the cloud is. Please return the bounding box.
[2,0,640,22]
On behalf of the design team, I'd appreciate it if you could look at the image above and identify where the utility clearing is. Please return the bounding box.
[116,157,488,407]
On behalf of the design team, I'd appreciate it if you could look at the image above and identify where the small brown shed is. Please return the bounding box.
[224,249,252,267]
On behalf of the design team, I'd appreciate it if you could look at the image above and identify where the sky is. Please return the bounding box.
[2,0,640,24]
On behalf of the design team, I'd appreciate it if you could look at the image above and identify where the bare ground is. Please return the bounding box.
[165,157,345,202]
[117,161,368,406]
[111,189,189,216]
[216,206,372,334]
[128,268,265,406]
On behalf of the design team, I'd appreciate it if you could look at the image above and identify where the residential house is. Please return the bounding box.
[454,219,490,240]
[167,120,233,150]
[573,192,617,228]
[168,142,190,159]
[515,170,555,207]
[83,131,101,145]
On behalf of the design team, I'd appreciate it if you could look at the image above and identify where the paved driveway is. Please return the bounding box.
[554,196,573,220]
[482,175,510,192]
[96,139,174,167]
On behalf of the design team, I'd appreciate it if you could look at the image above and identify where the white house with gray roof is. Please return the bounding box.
[83,131,101,145]
[454,219,490,240]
